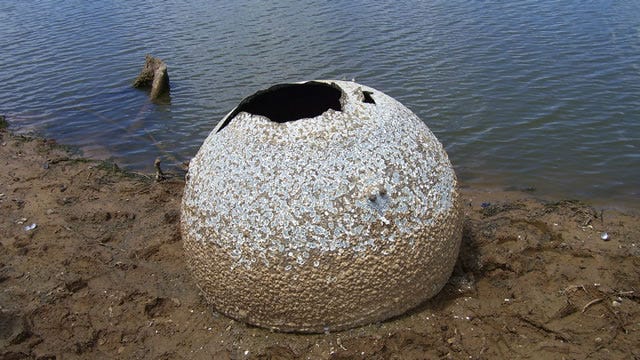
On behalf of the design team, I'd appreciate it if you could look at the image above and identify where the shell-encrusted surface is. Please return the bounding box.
[181,80,462,333]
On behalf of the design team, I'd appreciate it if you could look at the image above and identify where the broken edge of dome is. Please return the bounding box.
[216,81,345,133]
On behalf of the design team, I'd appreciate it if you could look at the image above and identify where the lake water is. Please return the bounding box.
[1,1,639,208]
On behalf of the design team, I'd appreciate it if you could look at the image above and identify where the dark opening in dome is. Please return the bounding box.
[217,81,343,132]
[362,90,376,104]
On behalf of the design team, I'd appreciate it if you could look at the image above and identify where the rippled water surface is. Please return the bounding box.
[1,1,639,207]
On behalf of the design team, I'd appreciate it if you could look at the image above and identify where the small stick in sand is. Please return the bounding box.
[154,158,166,182]
[582,298,604,313]
[561,284,586,294]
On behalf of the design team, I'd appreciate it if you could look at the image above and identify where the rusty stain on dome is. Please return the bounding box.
[181,80,463,333]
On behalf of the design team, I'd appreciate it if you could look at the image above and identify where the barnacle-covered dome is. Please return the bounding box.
[181,80,462,332]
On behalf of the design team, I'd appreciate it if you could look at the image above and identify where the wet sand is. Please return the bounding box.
[1,127,639,359]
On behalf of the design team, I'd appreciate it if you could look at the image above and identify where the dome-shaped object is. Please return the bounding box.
[181,80,462,333]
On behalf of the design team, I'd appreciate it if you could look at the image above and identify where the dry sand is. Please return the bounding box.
[1,127,639,359]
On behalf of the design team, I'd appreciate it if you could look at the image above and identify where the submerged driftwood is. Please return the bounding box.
[133,54,170,101]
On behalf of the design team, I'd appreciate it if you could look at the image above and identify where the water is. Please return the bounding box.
[1,0,639,208]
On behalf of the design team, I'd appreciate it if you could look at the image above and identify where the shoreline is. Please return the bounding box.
[9,121,639,215]
[1,127,639,359]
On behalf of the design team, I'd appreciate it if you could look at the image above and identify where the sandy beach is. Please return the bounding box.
[1,126,638,359]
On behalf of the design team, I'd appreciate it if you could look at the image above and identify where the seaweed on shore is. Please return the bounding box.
[0,114,8,130]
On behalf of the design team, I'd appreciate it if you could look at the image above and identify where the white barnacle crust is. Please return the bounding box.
[181,80,462,333]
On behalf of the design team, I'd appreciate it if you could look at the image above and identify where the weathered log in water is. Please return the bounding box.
[133,54,170,101]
